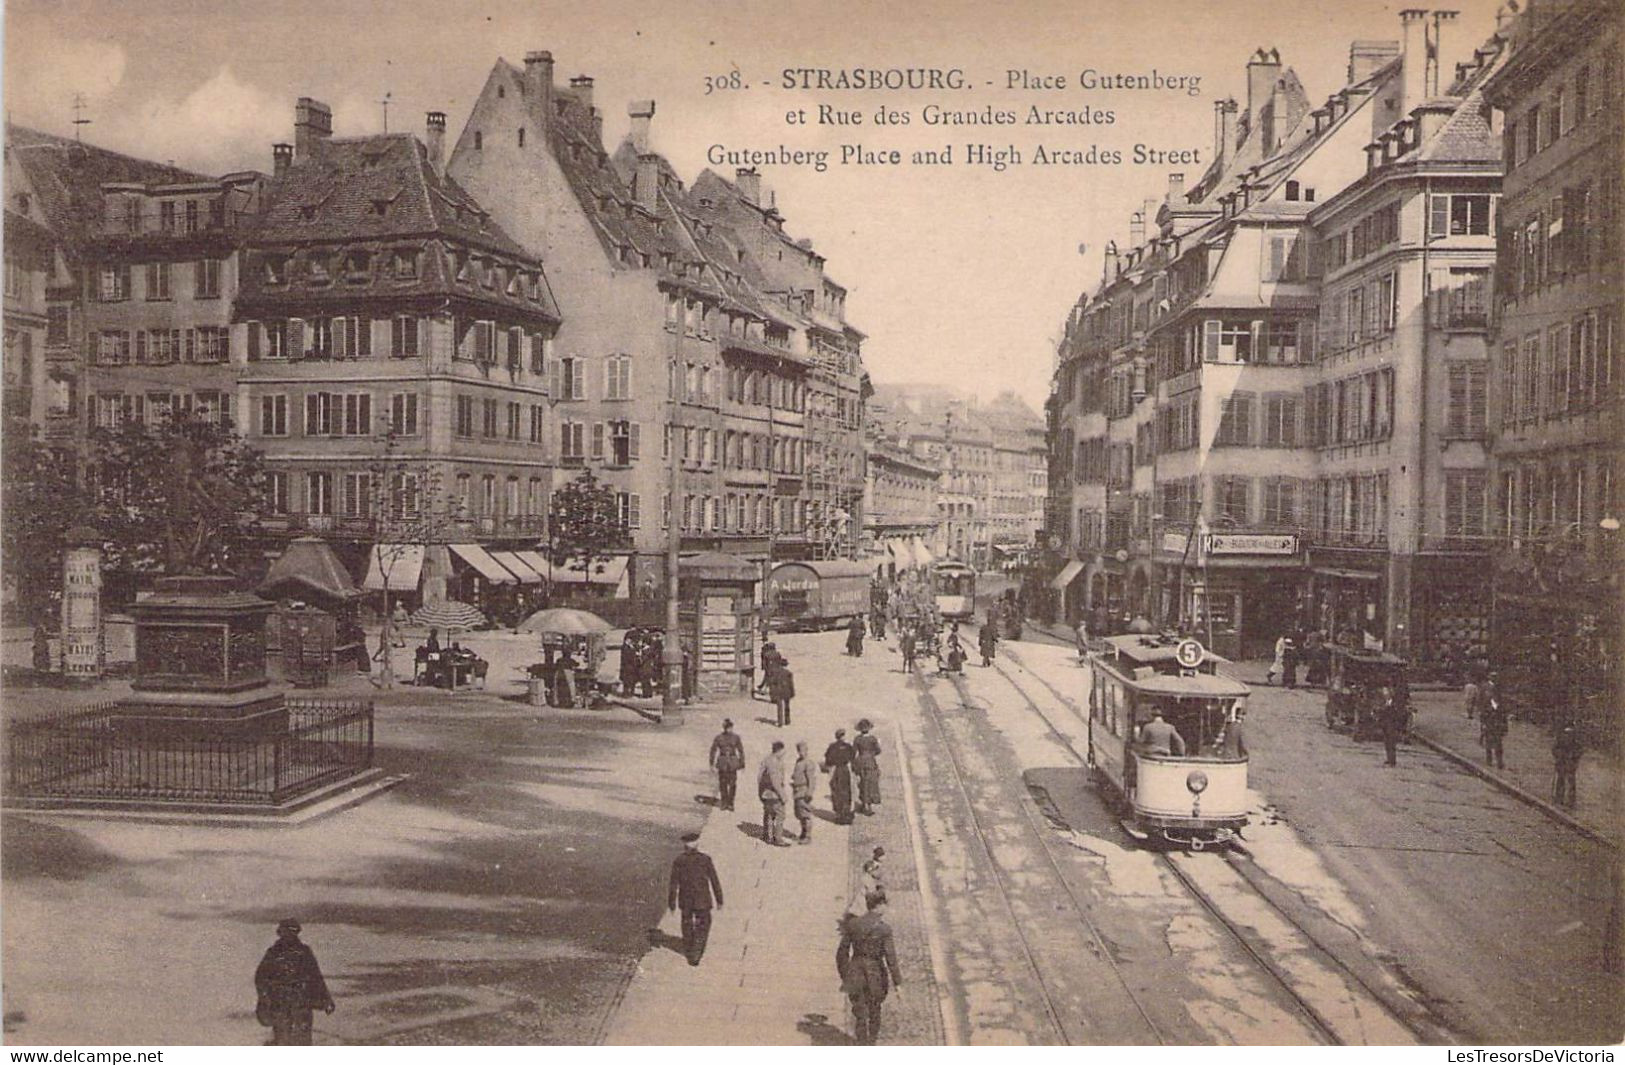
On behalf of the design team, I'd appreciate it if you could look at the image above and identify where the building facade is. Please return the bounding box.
[1481,0,1622,732]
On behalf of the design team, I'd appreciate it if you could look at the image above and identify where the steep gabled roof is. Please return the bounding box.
[5,125,211,249]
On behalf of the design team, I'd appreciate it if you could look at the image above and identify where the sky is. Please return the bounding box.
[3,0,1503,408]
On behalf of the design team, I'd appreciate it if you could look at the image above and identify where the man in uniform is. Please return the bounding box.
[254,919,335,1045]
[708,718,745,811]
[791,740,818,844]
[667,831,724,966]
[1137,709,1186,756]
[836,894,902,1045]
[1376,684,1405,767]
[758,740,789,846]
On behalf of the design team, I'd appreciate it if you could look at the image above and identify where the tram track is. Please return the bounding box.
[986,643,1435,1045]
[909,666,1165,1044]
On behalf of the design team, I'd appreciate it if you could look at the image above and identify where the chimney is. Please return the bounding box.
[1142,197,1161,240]
[635,152,660,211]
[1214,98,1239,173]
[1348,40,1401,85]
[1129,211,1145,247]
[1103,240,1120,282]
[293,97,332,161]
[627,98,656,154]
[570,75,594,115]
[272,143,293,177]
[1430,11,1460,96]
[1414,100,1454,146]
[425,112,446,173]
[1166,172,1186,203]
[525,51,555,129]
[1246,48,1282,147]
[1400,9,1430,116]
[735,166,761,205]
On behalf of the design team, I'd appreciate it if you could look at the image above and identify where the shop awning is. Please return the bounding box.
[911,536,934,567]
[450,543,517,584]
[363,544,425,592]
[515,550,552,578]
[1314,567,1381,581]
[548,554,630,586]
[489,550,544,585]
[1049,558,1086,591]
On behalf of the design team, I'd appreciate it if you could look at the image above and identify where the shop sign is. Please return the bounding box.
[1161,532,1193,556]
[1204,532,1298,556]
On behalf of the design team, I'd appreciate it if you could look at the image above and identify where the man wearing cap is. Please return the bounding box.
[791,741,818,844]
[254,919,335,1045]
[837,894,902,1045]
[709,719,746,811]
[668,832,724,966]
[758,740,789,846]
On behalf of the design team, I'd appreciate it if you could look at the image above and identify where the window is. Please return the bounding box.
[506,327,524,370]
[390,473,421,519]
[259,394,288,436]
[530,404,545,444]
[590,421,605,462]
[605,354,632,400]
[342,472,372,519]
[1445,470,1486,538]
[506,401,521,441]
[560,420,585,461]
[1547,89,1564,148]
[556,356,586,400]
[1215,392,1255,447]
[392,248,418,279]
[1264,235,1299,281]
[1204,318,1255,362]
[609,420,640,465]
[306,472,333,516]
[1261,393,1298,446]
[481,397,498,438]
[1548,323,1571,415]
[1446,362,1487,437]
[334,316,372,358]
[530,333,550,374]
[98,265,131,302]
[1217,477,1252,523]
[1575,66,1589,123]
[258,471,287,515]
[389,392,419,435]
[454,394,474,438]
[263,256,288,285]
[307,253,332,285]
[194,259,221,298]
[1261,478,1299,525]
[1430,193,1492,238]
[391,316,421,358]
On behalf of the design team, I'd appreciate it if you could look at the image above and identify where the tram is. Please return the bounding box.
[932,561,978,622]
[1087,634,1252,849]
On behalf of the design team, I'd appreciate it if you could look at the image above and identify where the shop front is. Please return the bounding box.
[1308,547,1387,650]
[1170,532,1306,659]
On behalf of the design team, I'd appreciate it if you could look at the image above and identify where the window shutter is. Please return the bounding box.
[629,422,641,460]
[332,317,348,358]
[245,323,260,360]
[305,394,318,435]
[288,318,306,356]
[572,358,586,400]
[1203,320,1220,360]
[591,422,605,460]
[1430,194,1450,239]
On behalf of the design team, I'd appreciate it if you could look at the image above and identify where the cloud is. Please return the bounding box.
[3,26,128,128]
[113,66,287,174]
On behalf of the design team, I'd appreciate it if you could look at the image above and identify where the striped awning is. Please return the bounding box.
[450,543,516,584]
[490,550,544,585]
[363,544,424,592]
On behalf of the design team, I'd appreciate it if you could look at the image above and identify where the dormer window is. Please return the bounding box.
[308,253,332,284]
[301,204,319,221]
[482,260,498,289]
[264,256,288,285]
[507,268,522,296]
[344,250,370,280]
[1285,180,1300,201]
[393,247,419,279]
[454,253,471,284]
[371,199,390,217]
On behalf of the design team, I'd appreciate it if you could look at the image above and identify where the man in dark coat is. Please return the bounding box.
[898,627,917,673]
[1480,675,1508,769]
[254,919,335,1045]
[709,718,745,811]
[668,831,724,966]
[846,615,865,657]
[978,618,998,667]
[1553,721,1583,808]
[1376,685,1405,767]
[823,728,855,824]
[837,894,902,1045]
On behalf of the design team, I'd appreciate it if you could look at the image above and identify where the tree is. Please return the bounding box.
[364,431,457,689]
[86,412,269,577]
[547,468,630,579]
[1,428,85,623]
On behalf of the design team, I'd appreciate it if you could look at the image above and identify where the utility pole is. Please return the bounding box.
[663,365,683,723]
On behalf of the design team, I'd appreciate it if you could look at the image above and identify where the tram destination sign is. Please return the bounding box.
[1203,533,1299,556]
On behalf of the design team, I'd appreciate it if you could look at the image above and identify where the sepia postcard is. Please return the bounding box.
[0,0,1620,1054]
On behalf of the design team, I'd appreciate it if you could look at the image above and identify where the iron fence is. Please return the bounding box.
[4,697,373,806]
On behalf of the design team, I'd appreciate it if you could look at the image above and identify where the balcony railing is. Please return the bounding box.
[96,206,249,240]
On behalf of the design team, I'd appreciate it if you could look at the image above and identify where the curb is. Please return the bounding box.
[1412,732,1618,851]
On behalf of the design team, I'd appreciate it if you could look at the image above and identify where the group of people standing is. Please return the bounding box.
[712,717,884,845]
[619,627,670,699]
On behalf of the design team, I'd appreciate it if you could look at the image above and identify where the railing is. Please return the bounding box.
[96,206,249,239]
[4,698,373,806]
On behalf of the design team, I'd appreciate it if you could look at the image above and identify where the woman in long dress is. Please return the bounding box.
[853,719,882,814]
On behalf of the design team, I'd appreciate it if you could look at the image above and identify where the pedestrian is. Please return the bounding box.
[1553,721,1583,809]
[709,718,745,811]
[254,919,335,1046]
[768,653,796,727]
[978,618,998,668]
[853,719,882,815]
[844,846,887,921]
[792,741,818,844]
[1266,634,1288,685]
[847,615,866,657]
[641,632,664,698]
[899,626,917,674]
[31,623,50,674]
[755,639,776,697]
[620,627,642,697]
[1377,684,1405,767]
[1282,633,1300,689]
[823,728,855,824]
[758,740,789,846]
[667,831,723,966]
[836,894,902,1045]
[1462,674,1481,721]
[1480,675,1507,769]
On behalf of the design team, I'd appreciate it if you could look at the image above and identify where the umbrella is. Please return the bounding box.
[411,600,487,632]
[515,607,613,635]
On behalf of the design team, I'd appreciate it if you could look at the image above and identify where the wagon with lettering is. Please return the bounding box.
[764,560,874,632]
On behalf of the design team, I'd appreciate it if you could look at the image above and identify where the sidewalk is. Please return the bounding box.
[1234,658,1620,849]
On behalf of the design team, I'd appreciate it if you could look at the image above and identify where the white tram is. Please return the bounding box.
[1087,634,1252,849]
[932,561,977,622]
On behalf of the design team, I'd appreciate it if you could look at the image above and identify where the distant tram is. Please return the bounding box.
[1087,634,1252,849]
[932,561,977,622]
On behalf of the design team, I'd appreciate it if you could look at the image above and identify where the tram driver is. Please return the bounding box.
[1137,708,1186,756]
